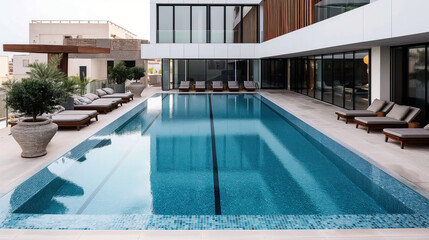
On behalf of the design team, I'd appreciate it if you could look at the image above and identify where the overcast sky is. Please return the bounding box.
[0,0,151,58]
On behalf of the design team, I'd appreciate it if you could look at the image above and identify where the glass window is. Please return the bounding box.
[162,59,171,90]
[261,59,286,89]
[192,6,207,43]
[158,6,173,43]
[333,53,344,107]
[354,51,370,110]
[344,53,354,109]
[308,57,315,98]
[173,60,187,89]
[242,6,258,43]
[313,56,322,100]
[226,6,241,43]
[188,60,206,83]
[175,6,191,43]
[249,59,260,85]
[407,47,426,122]
[210,7,224,43]
[207,60,227,85]
[236,60,247,84]
[323,54,333,104]
[227,60,236,82]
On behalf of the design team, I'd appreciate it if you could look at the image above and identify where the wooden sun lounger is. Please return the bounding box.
[383,127,429,149]
[212,81,224,92]
[336,101,394,124]
[52,114,91,131]
[179,81,190,92]
[228,81,240,92]
[244,81,257,91]
[195,81,206,92]
[58,110,99,123]
[101,93,134,102]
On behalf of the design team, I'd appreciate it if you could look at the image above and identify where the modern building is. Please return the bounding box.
[0,56,11,86]
[13,20,148,81]
[142,0,429,125]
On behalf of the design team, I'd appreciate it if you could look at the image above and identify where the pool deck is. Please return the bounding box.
[0,88,429,239]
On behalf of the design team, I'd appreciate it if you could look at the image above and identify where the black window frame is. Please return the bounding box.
[157,4,260,44]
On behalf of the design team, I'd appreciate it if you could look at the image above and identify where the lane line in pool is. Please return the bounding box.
[209,95,222,215]
[75,96,167,214]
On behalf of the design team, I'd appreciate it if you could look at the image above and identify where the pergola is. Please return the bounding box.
[3,44,110,75]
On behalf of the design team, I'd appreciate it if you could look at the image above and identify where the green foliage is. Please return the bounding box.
[69,73,97,96]
[4,53,80,121]
[148,68,154,74]
[4,78,65,122]
[159,69,162,74]
[130,67,146,82]
[108,62,132,85]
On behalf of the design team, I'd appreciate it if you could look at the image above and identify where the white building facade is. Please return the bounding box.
[13,20,139,81]
[143,0,429,125]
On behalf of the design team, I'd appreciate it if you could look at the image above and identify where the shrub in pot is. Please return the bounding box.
[4,55,72,158]
[109,62,131,93]
[129,67,146,97]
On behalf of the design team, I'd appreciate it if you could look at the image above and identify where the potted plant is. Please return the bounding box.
[129,66,146,97]
[109,62,131,93]
[69,73,97,96]
[4,55,72,158]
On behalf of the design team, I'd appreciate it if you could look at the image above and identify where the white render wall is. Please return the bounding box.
[68,59,108,80]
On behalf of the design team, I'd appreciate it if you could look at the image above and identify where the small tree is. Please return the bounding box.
[109,62,132,85]
[70,73,96,96]
[130,67,146,83]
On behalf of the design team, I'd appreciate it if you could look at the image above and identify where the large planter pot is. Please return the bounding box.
[114,83,126,93]
[60,97,74,110]
[129,82,144,97]
[11,118,58,158]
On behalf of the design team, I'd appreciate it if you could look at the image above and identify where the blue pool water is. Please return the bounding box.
[1,93,429,230]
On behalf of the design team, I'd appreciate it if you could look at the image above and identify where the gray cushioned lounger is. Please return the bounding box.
[212,81,224,91]
[383,128,429,138]
[354,117,407,125]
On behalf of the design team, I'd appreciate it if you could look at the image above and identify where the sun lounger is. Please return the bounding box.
[58,110,99,122]
[52,114,90,131]
[195,81,206,92]
[228,81,240,92]
[336,99,394,124]
[383,125,429,149]
[74,96,122,114]
[243,81,257,91]
[179,81,190,92]
[97,88,134,102]
[355,105,421,133]
[212,81,224,92]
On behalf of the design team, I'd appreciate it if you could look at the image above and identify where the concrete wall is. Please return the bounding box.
[68,59,108,80]
[12,54,47,81]
[30,23,110,44]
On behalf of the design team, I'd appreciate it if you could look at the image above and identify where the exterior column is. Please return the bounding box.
[370,46,390,102]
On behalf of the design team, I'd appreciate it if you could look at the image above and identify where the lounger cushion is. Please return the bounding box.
[425,124,429,130]
[367,99,386,112]
[102,88,115,94]
[384,128,429,139]
[96,89,107,97]
[76,96,92,104]
[101,93,132,98]
[244,82,256,89]
[355,117,407,125]
[59,110,97,117]
[84,93,100,101]
[335,110,377,117]
[52,114,88,123]
[386,105,410,121]
[381,102,395,113]
[403,107,422,123]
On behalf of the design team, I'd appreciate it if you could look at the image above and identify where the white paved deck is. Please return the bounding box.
[0,88,428,239]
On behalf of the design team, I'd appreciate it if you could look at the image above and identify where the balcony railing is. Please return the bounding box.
[315,0,371,22]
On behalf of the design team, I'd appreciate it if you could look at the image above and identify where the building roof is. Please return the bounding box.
[3,44,110,54]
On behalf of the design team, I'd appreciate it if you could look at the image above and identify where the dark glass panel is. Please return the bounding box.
[188,60,206,83]
[226,6,241,43]
[354,51,370,110]
[308,57,315,98]
[162,59,171,91]
[236,60,247,85]
[192,6,207,43]
[333,53,344,107]
[210,6,225,43]
[344,52,354,109]
[323,54,333,104]
[242,6,258,43]
[173,59,187,89]
[227,60,236,82]
[407,47,426,123]
[175,6,191,43]
[207,60,227,85]
[315,56,322,100]
[158,6,173,43]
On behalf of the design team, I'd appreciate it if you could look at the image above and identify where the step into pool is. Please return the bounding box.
[0,93,428,230]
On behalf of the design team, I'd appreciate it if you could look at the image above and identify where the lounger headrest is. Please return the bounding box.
[381,102,395,113]
[403,107,422,123]
[424,124,429,130]
[366,99,386,112]
[386,105,410,121]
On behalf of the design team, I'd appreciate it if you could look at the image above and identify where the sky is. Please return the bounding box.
[0,0,151,58]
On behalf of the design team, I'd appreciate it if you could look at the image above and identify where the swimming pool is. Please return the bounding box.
[0,93,429,230]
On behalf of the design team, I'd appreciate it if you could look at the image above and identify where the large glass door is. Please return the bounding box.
[408,47,426,123]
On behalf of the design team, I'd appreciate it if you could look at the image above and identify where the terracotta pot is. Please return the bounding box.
[129,82,144,97]
[11,118,58,158]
